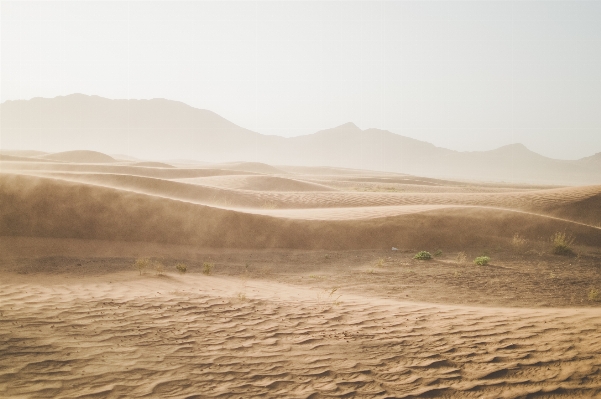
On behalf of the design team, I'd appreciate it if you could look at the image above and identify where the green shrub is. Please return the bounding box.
[434,249,443,257]
[414,251,432,260]
[474,256,490,266]
[202,262,214,275]
[551,231,575,255]
[175,263,187,274]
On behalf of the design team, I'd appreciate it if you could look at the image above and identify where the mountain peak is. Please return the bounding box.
[334,122,361,131]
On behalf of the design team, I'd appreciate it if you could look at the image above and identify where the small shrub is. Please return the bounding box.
[512,233,527,250]
[434,249,443,257]
[236,292,247,301]
[474,256,490,266]
[202,262,214,275]
[376,258,385,267]
[175,263,187,274]
[134,258,149,275]
[551,231,575,255]
[588,288,600,302]
[154,261,165,276]
[456,252,467,264]
[414,251,432,260]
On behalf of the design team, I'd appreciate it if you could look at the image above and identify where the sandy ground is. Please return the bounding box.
[1,156,601,398]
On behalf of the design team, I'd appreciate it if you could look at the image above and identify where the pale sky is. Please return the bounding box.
[2,1,601,159]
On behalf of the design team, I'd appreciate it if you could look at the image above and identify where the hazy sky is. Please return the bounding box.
[2,1,601,159]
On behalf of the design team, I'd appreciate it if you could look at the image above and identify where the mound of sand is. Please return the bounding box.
[0,162,255,180]
[2,173,601,250]
[0,149,48,157]
[217,161,286,174]
[129,161,175,168]
[40,150,117,163]
[0,154,53,162]
[179,175,336,192]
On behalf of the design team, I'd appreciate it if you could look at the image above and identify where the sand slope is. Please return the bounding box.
[2,274,601,398]
[40,150,117,163]
[2,173,601,249]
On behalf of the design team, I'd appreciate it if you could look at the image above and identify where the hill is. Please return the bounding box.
[1,94,599,184]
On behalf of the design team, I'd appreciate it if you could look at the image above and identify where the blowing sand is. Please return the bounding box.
[1,157,600,398]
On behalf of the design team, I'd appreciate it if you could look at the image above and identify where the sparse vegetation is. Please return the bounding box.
[376,258,385,267]
[134,258,149,275]
[202,262,214,275]
[588,288,600,302]
[512,233,527,250]
[414,251,432,260]
[434,250,443,257]
[551,231,575,255]
[154,261,165,276]
[236,291,247,301]
[474,256,490,266]
[456,252,467,264]
[175,263,187,274]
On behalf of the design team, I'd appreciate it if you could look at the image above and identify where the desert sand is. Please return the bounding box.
[1,152,601,398]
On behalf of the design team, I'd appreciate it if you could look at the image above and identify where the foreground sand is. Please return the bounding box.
[2,269,601,399]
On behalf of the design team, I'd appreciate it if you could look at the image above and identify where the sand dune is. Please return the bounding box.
[129,161,175,168]
[17,169,601,225]
[40,150,117,163]
[0,161,256,180]
[2,173,601,249]
[215,161,287,175]
[179,174,337,192]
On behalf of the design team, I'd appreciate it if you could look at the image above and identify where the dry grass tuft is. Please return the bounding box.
[175,263,187,274]
[134,258,149,275]
[154,261,165,276]
[551,231,575,256]
[512,233,527,251]
[202,262,214,275]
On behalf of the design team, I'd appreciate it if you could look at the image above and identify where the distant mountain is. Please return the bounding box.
[1,94,599,185]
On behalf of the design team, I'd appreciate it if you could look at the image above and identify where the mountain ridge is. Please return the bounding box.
[1,94,599,185]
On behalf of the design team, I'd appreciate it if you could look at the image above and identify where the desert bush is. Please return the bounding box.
[134,258,149,275]
[434,249,443,257]
[175,263,187,274]
[202,262,214,275]
[512,233,527,250]
[588,288,600,302]
[551,231,575,255]
[456,252,467,264]
[414,251,432,260]
[473,256,490,266]
[154,261,165,276]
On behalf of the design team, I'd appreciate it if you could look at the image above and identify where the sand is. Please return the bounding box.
[1,156,601,398]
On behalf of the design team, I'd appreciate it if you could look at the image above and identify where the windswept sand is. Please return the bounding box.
[1,156,600,398]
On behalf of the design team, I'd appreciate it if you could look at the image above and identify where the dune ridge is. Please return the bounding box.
[2,173,601,249]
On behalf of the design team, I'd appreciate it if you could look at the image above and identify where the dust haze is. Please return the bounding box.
[2,2,601,398]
